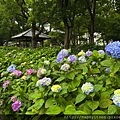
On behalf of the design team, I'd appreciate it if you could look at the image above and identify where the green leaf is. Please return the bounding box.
[101,60,114,67]
[66,72,75,80]
[92,50,99,57]
[108,105,117,114]
[75,93,86,104]
[87,101,99,111]
[76,74,83,81]
[92,110,106,115]
[94,84,103,92]
[56,76,65,82]
[45,98,57,108]
[100,92,110,99]
[29,93,41,100]
[74,110,87,115]
[46,105,61,115]
[99,99,112,108]
[110,63,119,74]
[82,67,88,74]
[27,99,44,111]
[64,105,76,115]
[92,68,100,73]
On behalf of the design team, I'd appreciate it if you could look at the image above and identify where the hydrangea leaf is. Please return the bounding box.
[108,105,117,114]
[45,98,57,108]
[75,93,86,104]
[99,99,112,108]
[64,105,76,115]
[45,105,61,115]
[87,101,99,111]
[94,84,103,92]
[101,60,114,67]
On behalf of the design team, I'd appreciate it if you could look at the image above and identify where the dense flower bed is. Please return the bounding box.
[1,42,120,119]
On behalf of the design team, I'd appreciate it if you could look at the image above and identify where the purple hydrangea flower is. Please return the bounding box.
[56,49,68,63]
[67,55,77,63]
[7,64,16,72]
[12,100,22,112]
[2,80,10,88]
[105,41,120,58]
[12,70,22,77]
[85,50,92,57]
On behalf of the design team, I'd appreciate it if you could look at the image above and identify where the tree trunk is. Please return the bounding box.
[89,17,94,44]
[64,25,71,49]
[31,22,37,49]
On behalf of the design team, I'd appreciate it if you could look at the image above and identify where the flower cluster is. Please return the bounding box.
[56,49,68,63]
[81,82,94,95]
[44,60,50,65]
[98,50,105,54]
[26,69,34,75]
[105,68,110,73]
[7,64,16,72]
[67,55,77,63]
[85,50,92,57]
[78,56,86,63]
[12,70,22,77]
[61,63,70,71]
[37,68,47,78]
[11,96,17,102]
[12,100,22,112]
[112,89,120,107]
[36,77,52,86]
[78,50,85,56]
[2,80,10,88]
[105,41,120,58]
[51,85,62,92]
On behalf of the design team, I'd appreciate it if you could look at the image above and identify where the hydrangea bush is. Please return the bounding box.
[1,42,120,119]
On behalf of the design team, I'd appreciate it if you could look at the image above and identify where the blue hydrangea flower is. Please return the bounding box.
[85,50,92,57]
[36,77,52,86]
[81,82,94,95]
[112,94,120,107]
[67,55,77,63]
[7,64,16,72]
[105,41,120,58]
[56,49,68,63]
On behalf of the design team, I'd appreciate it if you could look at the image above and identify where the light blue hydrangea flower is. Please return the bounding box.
[56,49,68,63]
[105,41,120,58]
[67,55,77,63]
[7,64,16,72]
[78,56,86,63]
[60,63,70,71]
[36,77,52,86]
[112,94,120,107]
[81,82,94,95]
[98,50,105,54]
[105,68,110,73]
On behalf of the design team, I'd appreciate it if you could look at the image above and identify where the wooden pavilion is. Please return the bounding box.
[11,29,51,47]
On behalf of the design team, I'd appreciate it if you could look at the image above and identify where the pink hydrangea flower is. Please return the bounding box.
[26,69,34,75]
[12,70,22,77]
[2,80,10,88]
[11,96,17,102]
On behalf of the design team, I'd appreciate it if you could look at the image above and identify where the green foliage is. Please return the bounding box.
[1,46,120,120]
